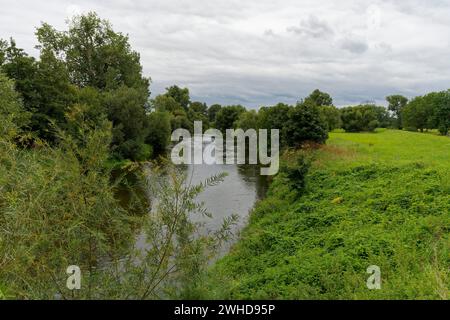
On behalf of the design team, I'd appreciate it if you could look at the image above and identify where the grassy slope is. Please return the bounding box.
[205,130,450,299]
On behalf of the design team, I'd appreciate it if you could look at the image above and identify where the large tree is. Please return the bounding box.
[0,39,39,112]
[402,94,439,133]
[103,86,151,160]
[432,91,450,135]
[258,103,291,146]
[188,101,209,127]
[165,85,190,111]
[34,13,151,159]
[284,101,328,147]
[319,105,342,131]
[235,109,260,131]
[145,111,171,156]
[340,104,388,132]
[208,104,222,123]
[214,105,246,132]
[386,95,408,129]
[36,12,149,92]
[0,39,75,141]
[304,89,333,107]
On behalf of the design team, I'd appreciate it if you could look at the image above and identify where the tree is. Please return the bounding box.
[304,89,333,107]
[34,13,151,159]
[414,91,450,135]
[258,103,291,147]
[319,105,342,131]
[1,39,75,142]
[208,104,222,123]
[386,95,408,129]
[284,101,328,147]
[170,108,193,132]
[341,107,364,132]
[235,110,260,131]
[146,111,171,155]
[341,104,388,132]
[188,101,209,128]
[34,49,76,141]
[152,94,182,113]
[0,38,39,112]
[402,96,434,132]
[36,13,149,92]
[190,101,208,115]
[432,91,450,135]
[0,72,30,139]
[103,86,151,160]
[165,85,190,110]
[214,105,245,132]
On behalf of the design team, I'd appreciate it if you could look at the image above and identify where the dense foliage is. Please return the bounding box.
[402,90,450,135]
[0,14,238,299]
[340,104,390,132]
[0,76,236,298]
[386,95,408,129]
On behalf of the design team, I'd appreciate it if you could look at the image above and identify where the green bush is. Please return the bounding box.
[284,102,328,147]
[280,152,311,193]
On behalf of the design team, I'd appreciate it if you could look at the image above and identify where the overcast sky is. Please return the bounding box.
[1,0,450,107]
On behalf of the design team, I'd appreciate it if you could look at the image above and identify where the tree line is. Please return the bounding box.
[2,12,449,167]
[0,13,330,162]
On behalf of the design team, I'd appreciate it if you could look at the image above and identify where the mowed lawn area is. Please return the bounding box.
[204,130,450,300]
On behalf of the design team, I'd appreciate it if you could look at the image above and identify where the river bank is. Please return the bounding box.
[203,130,450,299]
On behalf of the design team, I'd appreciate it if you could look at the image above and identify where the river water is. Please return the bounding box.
[183,161,268,250]
[131,141,269,254]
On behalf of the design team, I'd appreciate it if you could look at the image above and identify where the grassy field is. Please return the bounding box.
[324,129,450,168]
[203,130,450,299]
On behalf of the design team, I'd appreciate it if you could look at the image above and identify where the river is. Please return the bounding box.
[130,142,269,255]
[182,161,268,252]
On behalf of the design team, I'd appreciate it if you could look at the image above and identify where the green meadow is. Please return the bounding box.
[325,129,450,168]
[205,130,450,299]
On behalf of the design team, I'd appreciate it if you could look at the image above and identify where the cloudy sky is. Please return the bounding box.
[1,0,450,107]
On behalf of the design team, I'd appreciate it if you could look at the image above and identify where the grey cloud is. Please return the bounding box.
[263,29,276,37]
[339,37,369,54]
[287,15,334,39]
[1,0,450,107]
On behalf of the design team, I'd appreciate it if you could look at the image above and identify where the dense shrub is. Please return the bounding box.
[319,105,342,131]
[146,111,171,156]
[341,104,389,132]
[284,102,328,147]
[402,90,450,135]
[214,105,246,132]
[0,72,30,138]
[280,151,311,192]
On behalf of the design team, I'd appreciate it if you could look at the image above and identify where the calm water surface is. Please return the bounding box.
[134,141,269,253]
[184,161,268,250]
